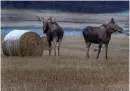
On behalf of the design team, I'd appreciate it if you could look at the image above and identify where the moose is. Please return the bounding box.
[83,18,123,59]
[38,16,64,56]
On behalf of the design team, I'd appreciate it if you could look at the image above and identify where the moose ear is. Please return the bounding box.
[41,17,44,21]
[53,17,56,22]
[37,16,44,22]
[37,16,41,21]
[48,16,52,22]
[111,17,114,22]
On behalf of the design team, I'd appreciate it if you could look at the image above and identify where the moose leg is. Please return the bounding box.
[53,38,57,56]
[96,43,102,59]
[46,35,52,56]
[48,41,52,56]
[105,43,108,59]
[58,39,62,56]
[86,42,91,58]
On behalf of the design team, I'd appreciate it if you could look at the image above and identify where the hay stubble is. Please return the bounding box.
[1,35,129,91]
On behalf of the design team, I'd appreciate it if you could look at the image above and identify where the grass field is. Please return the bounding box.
[1,34,129,91]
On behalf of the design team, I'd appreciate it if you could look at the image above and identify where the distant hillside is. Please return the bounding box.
[1,9,129,24]
[1,1,129,13]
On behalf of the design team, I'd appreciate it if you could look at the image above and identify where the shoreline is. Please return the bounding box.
[1,21,128,29]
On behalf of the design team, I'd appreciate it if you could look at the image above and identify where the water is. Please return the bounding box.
[1,27,83,36]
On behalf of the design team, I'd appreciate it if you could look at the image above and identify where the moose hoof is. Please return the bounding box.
[96,57,99,59]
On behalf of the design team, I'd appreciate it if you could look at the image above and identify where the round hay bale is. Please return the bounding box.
[2,30,43,56]
[40,35,49,50]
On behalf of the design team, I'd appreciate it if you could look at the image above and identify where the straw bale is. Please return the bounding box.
[2,30,43,56]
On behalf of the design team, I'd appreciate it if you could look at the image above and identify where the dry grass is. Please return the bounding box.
[1,35,129,91]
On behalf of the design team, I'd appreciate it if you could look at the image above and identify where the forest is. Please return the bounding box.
[1,1,129,13]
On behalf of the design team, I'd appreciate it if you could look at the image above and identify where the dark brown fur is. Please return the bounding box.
[38,16,64,56]
[83,18,123,59]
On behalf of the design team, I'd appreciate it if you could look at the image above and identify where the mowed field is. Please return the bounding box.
[1,34,129,91]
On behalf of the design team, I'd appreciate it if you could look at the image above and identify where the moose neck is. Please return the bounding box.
[104,24,115,36]
[48,22,53,30]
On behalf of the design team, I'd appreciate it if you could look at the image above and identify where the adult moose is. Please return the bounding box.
[38,16,64,56]
[83,18,123,59]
